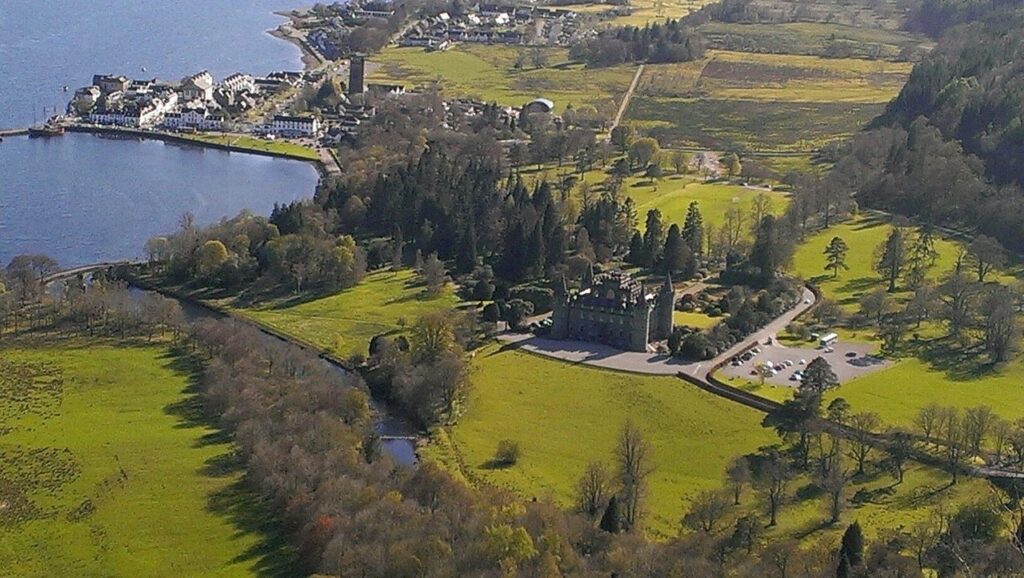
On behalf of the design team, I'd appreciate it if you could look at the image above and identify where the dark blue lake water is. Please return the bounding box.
[0,0,318,267]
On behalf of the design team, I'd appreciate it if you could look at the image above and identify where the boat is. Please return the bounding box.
[28,124,65,137]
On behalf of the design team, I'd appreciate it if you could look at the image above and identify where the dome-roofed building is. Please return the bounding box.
[522,97,555,115]
[551,268,674,352]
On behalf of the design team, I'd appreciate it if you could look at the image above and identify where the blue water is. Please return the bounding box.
[0,0,318,267]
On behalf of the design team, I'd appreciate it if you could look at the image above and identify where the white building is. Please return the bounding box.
[181,71,215,102]
[267,114,321,137]
[221,73,256,93]
[162,106,224,131]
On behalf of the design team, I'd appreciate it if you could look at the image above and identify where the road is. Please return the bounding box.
[608,64,644,137]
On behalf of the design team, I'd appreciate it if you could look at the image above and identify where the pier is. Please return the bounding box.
[0,128,30,138]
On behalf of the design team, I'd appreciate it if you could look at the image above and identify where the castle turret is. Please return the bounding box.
[653,274,675,340]
[550,274,570,339]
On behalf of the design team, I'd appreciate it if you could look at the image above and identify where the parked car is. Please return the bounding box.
[784,360,794,367]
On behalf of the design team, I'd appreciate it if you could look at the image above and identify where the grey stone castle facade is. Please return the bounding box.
[551,269,675,352]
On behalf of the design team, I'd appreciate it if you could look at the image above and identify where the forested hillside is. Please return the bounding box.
[823,0,1024,251]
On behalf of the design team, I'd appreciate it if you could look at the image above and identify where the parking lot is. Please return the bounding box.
[717,339,890,387]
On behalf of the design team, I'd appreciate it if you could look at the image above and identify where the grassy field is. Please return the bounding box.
[181,133,320,161]
[235,269,459,358]
[369,45,636,114]
[625,48,911,152]
[0,344,273,577]
[697,21,924,60]
[640,51,912,103]
[429,344,992,540]
[427,344,777,537]
[631,179,789,232]
[626,96,884,152]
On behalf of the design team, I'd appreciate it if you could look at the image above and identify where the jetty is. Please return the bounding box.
[0,128,30,138]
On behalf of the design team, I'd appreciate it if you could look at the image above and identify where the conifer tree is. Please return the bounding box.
[824,236,849,278]
[682,201,704,257]
[599,496,621,534]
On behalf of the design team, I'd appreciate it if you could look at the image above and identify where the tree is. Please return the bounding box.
[662,224,692,276]
[801,357,839,396]
[875,227,907,292]
[859,288,894,325]
[820,460,848,524]
[421,253,446,295]
[824,236,849,278]
[644,163,663,188]
[410,311,456,363]
[196,240,229,279]
[916,403,941,442]
[494,439,521,466]
[749,215,792,280]
[846,412,881,476]
[729,515,764,554]
[905,226,938,288]
[628,137,660,170]
[599,495,621,533]
[642,209,665,268]
[968,235,1005,283]
[610,125,633,153]
[749,193,773,233]
[837,522,865,577]
[682,201,704,257]
[756,449,791,527]
[884,429,913,483]
[723,152,742,177]
[963,405,995,458]
[939,272,978,344]
[878,312,907,355]
[671,150,690,175]
[615,420,653,531]
[980,285,1019,362]
[726,457,751,505]
[682,490,730,533]
[575,461,610,518]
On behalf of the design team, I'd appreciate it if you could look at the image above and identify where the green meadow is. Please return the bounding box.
[630,180,789,233]
[0,344,274,577]
[369,45,636,114]
[427,344,991,540]
[235,268,459,358]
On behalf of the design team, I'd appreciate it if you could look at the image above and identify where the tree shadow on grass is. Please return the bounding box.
[851,213,890,231]
[160,346,301,578]
[913,338,999,380]
[208,479,302,578]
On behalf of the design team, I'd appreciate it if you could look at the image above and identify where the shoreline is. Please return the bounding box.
[269,8,325,71]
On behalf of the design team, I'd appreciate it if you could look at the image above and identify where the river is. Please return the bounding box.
[0,0,319,267]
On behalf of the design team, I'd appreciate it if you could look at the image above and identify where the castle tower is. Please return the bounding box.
[348,54,366,95]
[550,275,570,339]
[653,274,675,340]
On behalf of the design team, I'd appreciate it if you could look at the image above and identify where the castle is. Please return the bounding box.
[551,269,675,352]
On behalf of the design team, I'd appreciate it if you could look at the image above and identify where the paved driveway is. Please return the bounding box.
[718,340,889,387]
